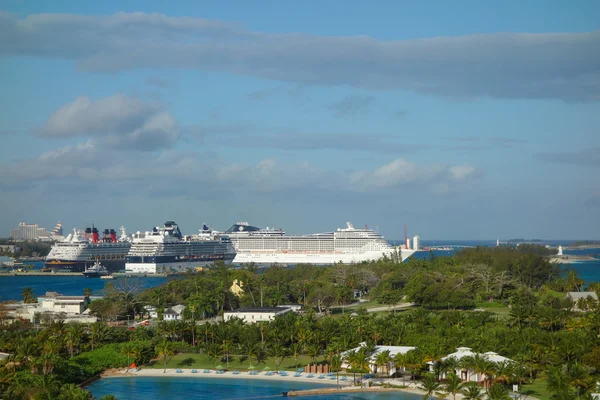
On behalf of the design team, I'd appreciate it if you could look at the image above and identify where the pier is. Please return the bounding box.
[285,387,404,397]
[0,271,84,276]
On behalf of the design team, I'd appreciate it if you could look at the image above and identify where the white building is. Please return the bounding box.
[143,306,159,319]
[428,347,514,382]
[40,295,89,314]
[341,343,416,374]
[10,222,50,241]
[163,304,186,321]
[5,292,95,324]
[224,307,292,323]
[566,292,599,311]
[412,235,420,250]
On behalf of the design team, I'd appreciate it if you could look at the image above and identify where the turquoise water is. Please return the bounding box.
[87,376,417,399]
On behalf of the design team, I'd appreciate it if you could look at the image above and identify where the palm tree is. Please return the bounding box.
[268,342,289,370]
[546,365,571,396]
[444,373,464,400]
[155,340,175,373]
[420,373,442,400]
[65,323,83,358]
[21,287,36,304]
[331,354,342,386]
[306,343,322,364]
[461,383,484,400]
[57,383,92,399]
[220,341,234,368]
[374,350,391,378]
[83,288,92,297]
[460,356,476,383]
[90,322,110,351]
[487,384,511,400]
[393,352,408,385]
[121,343,137,371]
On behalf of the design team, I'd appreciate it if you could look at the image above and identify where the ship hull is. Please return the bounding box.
[125,257,234,274]
[232,249,415,265]
[45,259,126,273]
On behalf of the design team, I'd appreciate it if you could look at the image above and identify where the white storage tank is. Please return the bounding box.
[413,235,420,250]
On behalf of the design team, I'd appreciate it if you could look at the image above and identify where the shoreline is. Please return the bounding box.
[95,368,469,399]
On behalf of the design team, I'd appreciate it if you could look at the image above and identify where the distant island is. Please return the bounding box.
[507,238,544,243]
[571,240,600,247]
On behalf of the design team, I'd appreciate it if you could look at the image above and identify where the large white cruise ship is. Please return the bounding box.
[45,226,131,272]
[225,222,415,265]
[125,221,236,274]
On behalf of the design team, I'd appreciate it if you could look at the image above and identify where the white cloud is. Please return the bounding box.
[349,158,477,192]
[40,94,180,151]
[1,11,599,100]
[1,145,478,197]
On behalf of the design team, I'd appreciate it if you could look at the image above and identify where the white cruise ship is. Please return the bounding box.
[45,226,131,272]
[125,221,236,274]
[225,222,415,265]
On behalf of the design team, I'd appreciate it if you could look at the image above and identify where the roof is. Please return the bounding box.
[227,307,290,313]
[341,343,416,362]
[171,305,186,314]
[436,347,513,364]
[163,308,178,315]
[567,292,599,301]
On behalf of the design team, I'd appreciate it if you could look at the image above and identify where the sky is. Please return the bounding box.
[0,0,599,240]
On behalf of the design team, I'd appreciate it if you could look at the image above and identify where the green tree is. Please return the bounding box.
[444,373,464,400]
[461,383,484,400]
[420,373,442,400]
[21,287,37,304]
[155,340,175,373]
[487,384,511,400]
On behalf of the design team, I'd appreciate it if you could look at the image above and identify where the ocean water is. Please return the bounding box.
[87,376,417,400]
[0,261,170,301]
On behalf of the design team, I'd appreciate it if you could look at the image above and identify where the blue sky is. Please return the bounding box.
[0,0,598,240]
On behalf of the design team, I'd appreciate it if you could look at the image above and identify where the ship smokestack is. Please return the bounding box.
[103,229,110,242]
[84,227,92,240]
[92,227,99,243]
[110,229,117,243]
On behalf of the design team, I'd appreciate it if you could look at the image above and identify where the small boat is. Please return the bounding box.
[83,260,110,278]
[100,274,114,280]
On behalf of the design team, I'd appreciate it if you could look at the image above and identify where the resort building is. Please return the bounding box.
[224,307,292,323]
[4,292,96,324]
[427,347,514,382]
[9,221,51,241]
[163,304,186,321]
[566,292,598,311]
[340,343,416,375]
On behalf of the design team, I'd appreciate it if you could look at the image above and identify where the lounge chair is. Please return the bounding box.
[191,369,199,373]
[176,369,183,373]
[341,376,348,381]
[296,368,304,373]
[330,376,336,380]
[307,374,314,378]
[318,374,325,379]
[294,373,301,377]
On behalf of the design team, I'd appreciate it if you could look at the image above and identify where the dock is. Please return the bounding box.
[286,387,404,397]
[0,271,84,276]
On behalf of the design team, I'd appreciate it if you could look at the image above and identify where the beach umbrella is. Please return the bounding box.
[216,365,224,369]
[248,364,256,370]
[263,366,271,371]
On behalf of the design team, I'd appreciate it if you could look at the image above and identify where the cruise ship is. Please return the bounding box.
[225,222,415,265]
[45,226,131,272]
[125,221,236,274]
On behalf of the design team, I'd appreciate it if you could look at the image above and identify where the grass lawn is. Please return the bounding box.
[520,377,552,400]
[149,353,324,371]
[481,307,511,317]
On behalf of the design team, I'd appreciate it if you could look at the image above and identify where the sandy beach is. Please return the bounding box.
[99,368,464,398]
[99,368,539,400]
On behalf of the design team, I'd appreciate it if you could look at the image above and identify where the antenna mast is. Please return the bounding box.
[404,224,408,248]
